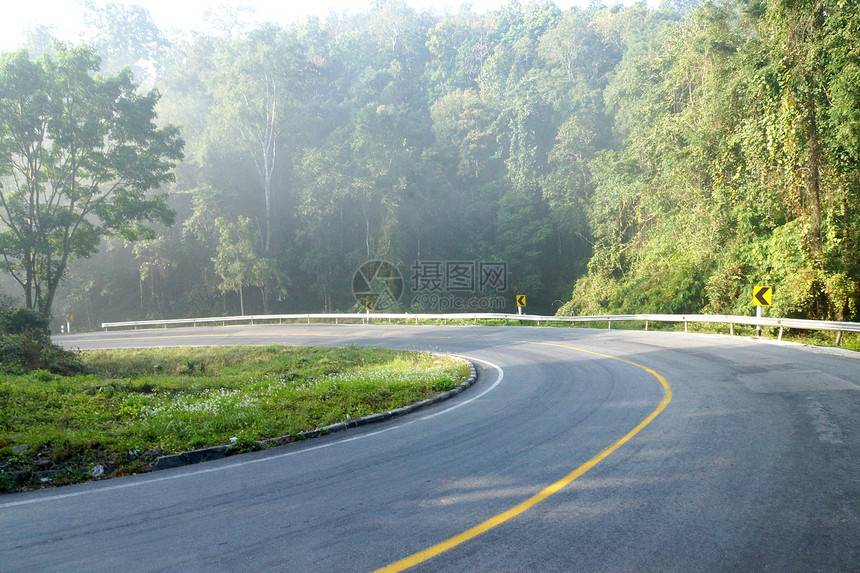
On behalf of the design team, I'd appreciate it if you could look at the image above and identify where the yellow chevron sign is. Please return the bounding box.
[754,286,772,306]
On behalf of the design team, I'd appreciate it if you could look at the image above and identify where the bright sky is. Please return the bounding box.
[0,0,601,53]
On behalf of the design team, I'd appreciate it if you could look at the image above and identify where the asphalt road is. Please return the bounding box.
[2,324,859,572]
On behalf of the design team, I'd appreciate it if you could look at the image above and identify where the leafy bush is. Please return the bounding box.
[0,306,50,338]
[0,300,84,375]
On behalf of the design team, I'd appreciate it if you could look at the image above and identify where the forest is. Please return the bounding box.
[1,0,858,330]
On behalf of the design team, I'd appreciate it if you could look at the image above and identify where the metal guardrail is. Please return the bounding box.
[101,312,860,345]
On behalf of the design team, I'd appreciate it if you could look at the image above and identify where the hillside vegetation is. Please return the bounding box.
[3,0,858,324]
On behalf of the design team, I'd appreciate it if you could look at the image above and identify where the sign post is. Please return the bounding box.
[753,286,772,337]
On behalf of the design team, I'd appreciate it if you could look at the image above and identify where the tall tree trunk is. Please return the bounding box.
[261,285,270,314]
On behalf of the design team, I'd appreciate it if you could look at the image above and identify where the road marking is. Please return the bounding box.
[0,358,503,509]
[374,341,672,573]
[420,356,504,421]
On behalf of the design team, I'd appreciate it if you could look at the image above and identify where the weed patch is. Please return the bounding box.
[1,346,469,492]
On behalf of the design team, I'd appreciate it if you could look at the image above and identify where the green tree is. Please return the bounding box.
[80,0,170,83]
[212,216,278,315]
[133,235,175,317]
[0,44,183,319]
[204,25,310,254]
[743,0,860,318]
[562,2,740,315]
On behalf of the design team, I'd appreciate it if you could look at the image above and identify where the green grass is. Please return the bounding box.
[0,345,470,492]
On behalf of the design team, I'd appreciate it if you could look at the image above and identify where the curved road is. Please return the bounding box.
[2,325,859,572]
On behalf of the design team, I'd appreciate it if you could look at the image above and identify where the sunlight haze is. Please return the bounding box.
[0,0,595,53]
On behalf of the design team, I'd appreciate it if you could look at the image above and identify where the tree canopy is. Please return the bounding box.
[0,43,183,318]
[2,0,859,328]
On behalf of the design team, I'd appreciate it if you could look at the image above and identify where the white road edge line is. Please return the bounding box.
[419,355,503,421]
[0,357,504,509]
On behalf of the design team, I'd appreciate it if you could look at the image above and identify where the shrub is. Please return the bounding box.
[0,302,84,375]
[0,307,50,339]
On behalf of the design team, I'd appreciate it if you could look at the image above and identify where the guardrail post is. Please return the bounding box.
[645,320,649,331]
[730,323,734,336]
[608,319,612,330]
[756,306,762,337]
[836,331,843,346]
[778,326,784,341]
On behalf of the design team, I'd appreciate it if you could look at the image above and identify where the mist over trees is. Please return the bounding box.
[2,0,858,329]
[0,44,183,319]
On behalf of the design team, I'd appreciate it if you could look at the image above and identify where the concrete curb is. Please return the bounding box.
[154,360,478,471]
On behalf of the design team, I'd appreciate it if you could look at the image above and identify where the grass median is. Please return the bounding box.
[0,345,470,493]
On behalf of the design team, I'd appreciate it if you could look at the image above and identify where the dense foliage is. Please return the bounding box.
[0,43,183,319]
[561,0,860,321]
[0,295,82,374]
[2,0,858,327]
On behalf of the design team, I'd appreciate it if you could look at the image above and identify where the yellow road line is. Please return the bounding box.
[374,341,672,573]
